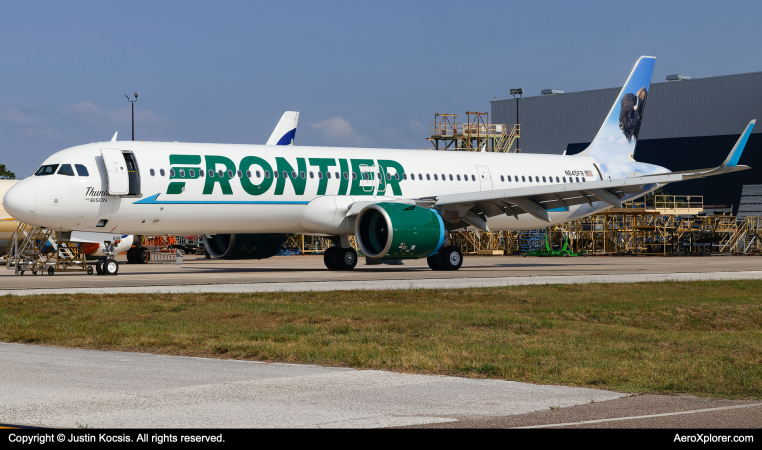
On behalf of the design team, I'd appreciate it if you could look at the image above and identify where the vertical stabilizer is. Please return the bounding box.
[577,56,656,161]
[266,111,300,145]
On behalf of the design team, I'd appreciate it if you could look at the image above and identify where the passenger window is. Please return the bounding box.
[179,169,185,177]
[522,176,526,182]
[403,173,407,180]
[318,171,323,179]
[246,170,252,178]
[274,171,279,179]
[419,174,423,180]
[441,174,445,181]
[199,170,204,178]
[507,175,512,182]
[582,177,586,182]
[448,174,452,181]
[500,175,504,182]
[343,172,348,179]
[291,171,296,179]
[170,169,176,177]
[56,164,74,176]
[335,172,340,179]
[395,173,400,181]
[160,169,165,177]
[471,175,476,181]
[458,174,462,181]
[75,164,89,176]
[265,171,271,178]
[190,169,195,177]
[352,172,357,180]
[237,170,243,178]
[576,177,580,183]
[309,171,314,179]
[150,169,155,176]
[327,172,332,179]
[426,174,431,180]
[556,176,559,183]
[434,174,438,181]
[256,170,261,178]
[535,176,539,182]
[208,169,214,177]
[228,170,234,178]
[301,171,306,179]
[542,176,546,183]
[528,176,532,182]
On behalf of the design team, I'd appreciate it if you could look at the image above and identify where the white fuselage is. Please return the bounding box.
[4,141,668,236]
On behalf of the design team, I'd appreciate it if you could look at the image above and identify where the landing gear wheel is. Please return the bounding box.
[138,247,149,264]
[438,246,463,271]
[32,270,37,275]
[324,247,338,270]
[19,271,24,276]
[96,259,106,275]
[427,253,443,271]
[333,248,358,271]
[48,267,55,276]
[87,266,94,275]
[126,247,137,264]
[105,259,119,275]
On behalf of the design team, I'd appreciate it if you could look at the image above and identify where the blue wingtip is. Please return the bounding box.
[726,121,755,167]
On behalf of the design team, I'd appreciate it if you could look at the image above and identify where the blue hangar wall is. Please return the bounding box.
[491,72,762,211]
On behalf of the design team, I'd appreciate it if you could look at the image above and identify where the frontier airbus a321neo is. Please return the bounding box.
[3,57,755,275]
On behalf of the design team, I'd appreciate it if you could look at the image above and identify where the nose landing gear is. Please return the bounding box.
[95,240,121,275]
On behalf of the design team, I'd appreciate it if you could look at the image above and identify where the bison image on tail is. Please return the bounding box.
[619,87,648,142]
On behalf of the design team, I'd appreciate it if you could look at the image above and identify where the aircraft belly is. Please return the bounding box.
[118,204,307,235]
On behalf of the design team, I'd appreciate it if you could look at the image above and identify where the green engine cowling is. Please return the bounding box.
[355,203,445,260]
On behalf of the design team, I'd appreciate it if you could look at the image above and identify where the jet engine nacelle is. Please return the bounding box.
[202,233,285,259]
[355,203,445,260]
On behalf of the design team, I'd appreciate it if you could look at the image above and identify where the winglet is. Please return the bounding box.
[721,120,755,167]
[111,132,118,142]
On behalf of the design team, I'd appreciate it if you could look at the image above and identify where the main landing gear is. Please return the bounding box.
[427,245,463,271]
[323,236,358,271]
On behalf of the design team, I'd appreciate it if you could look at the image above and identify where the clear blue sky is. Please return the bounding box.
[2,0,760,176]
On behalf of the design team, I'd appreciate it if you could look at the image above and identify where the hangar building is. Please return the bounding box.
[491,71,762,212]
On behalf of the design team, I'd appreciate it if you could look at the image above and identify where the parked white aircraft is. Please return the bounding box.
[3,58,755,274]
[74,111,300,264]
[0,180,20,255]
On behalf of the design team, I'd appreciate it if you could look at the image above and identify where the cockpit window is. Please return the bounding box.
[75,164,89,176]
[34,164,59,176]
[58,164,75,176]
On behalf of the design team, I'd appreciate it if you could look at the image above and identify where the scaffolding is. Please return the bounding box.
[428,112,520,152]
[5,223,89,274]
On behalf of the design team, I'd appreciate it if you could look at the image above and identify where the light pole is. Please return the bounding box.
[510,88,523,151]
[124,92,138,141]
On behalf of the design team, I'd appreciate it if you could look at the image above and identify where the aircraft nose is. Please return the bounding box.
[3,181,37,224]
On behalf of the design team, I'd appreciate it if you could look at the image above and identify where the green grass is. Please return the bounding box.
[1,280,761,398]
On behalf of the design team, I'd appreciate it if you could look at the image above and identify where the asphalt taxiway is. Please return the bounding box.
[2,343,759,429]
[1,255,761,295]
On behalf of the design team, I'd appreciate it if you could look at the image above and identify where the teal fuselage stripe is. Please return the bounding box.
[134,194,309,205]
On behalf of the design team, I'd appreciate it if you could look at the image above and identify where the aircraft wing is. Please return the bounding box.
[431,120,755,230]
[430,173,682,229]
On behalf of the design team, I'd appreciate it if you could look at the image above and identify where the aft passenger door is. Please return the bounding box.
[101,148,129,195]
[476,165,493,191]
